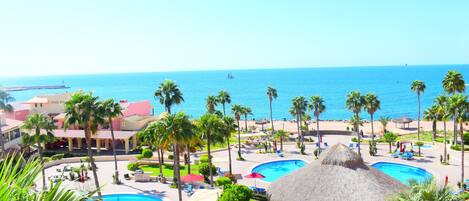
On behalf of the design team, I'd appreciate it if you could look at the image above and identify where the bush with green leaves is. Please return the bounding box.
[215,177,232,187]
[168,154,174,160]
[199,162,217,179]
[218,184,253,201]
[450,144,469,151]
[390,179,458,201]
[142,148,153,159]
[200,154,212,163]
[127,162,139,171]
[50,154,64,160]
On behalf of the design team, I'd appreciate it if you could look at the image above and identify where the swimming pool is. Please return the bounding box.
[418,145,433,149]
[92,194,163,201]
[371,162,432,185]
[251,159,306,182]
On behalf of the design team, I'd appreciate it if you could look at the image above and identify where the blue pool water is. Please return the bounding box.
[93,194,162,201]
[418,145,433,149]
[251,160,306,182]
[372,162,432,185]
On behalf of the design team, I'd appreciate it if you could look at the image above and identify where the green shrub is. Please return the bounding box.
[168,154,174,160]
[215,177,232,187]
[464,132,469,145]
[450,144,469,151]
[50,154,64,160]
[218,184,253,201]
[200,154,212,163]
[199,163,216,178]
[127,162,139,171]
[42,157,52,163]
[351,137,358,142]
[142,148,153,159]
[136,154,144,160]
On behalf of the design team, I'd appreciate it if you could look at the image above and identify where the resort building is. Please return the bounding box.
[24,92,72,116]
[0,112,24,152]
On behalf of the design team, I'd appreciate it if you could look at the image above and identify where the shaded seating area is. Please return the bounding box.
[392,117,413,129]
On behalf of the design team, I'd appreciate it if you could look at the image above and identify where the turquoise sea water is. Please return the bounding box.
[91,194,162,201]
[1,65,468,120]
[371,162,432,185]
[251,160,306,182]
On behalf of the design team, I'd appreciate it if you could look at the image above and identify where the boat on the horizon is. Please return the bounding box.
[227,73,234,79]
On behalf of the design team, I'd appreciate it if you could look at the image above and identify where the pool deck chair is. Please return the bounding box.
[276,150,284,157]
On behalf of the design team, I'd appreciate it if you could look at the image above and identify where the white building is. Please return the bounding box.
[24,93,72,116]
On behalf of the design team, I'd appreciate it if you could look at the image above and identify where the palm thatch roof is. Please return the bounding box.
[267,144,406,201]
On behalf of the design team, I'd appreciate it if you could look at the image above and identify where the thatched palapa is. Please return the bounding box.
[267,143,406,201]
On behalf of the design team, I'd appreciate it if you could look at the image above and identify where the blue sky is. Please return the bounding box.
[1,0,468,76]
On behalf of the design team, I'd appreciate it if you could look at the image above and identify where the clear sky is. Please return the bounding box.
[1,0,468,77]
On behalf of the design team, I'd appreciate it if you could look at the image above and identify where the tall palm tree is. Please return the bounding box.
[64,91,105,198]
[231,104,244,159]
[379,116,391,133]
[346,91,365,156]
[0,89,14,152]
[206,95,218,114]
[290,96,307,146]
[197,113,224,187]
[411,80,426,141]
[241,106,252,132]
[139,123,165,180]
[154,112,192,201]
[435,95,450,163]
[21,113,57,190]
[309,96,325,153]
[448,94,467,188]
[218,90,231,116]
[364,93,380,150]
[274,130,288,151]
[100,99,123,184]
[155,80,184,114]
[442,70,465,145]
[267,87,278,146]
[222,116,236,175]
[423,105,441,142]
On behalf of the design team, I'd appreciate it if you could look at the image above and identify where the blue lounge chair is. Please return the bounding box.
[391,151,400,158]
[276,150,284,157]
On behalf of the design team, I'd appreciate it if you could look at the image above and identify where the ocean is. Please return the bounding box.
[1,65,468,120]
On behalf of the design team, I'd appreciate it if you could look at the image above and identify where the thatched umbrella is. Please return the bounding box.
[267,144,406,201]
[392,117,413,128]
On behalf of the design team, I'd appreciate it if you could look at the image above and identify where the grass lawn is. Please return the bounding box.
[200,134,246,152]
[140,163,200,177]
[397,131,449,143]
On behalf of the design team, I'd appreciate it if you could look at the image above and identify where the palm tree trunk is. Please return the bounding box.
[443,121,448,163]
[244,115,248,132]
[371,114,375,144]
[296,114,300,146]
[207,132,213,187]
[37,140,46,190]
[453,117,457,145]
[86,129,101,198]
[460,122,465,190]
[299,114,303,146]
[280,136,283,151]
[432,120,437,142]
[417,95,421,141]
[186,144,191,174]
[269,100,276,149]
[222,103,226,117]
[157,147,164,180]
[160,148,165,164]
[237,119,242,159]
[355,113,361,156]
[227,138,232,175]
[316,115,321,153]
[174,143,182,201]
[109,118,119,184]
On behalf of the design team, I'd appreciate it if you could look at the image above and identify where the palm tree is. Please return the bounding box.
[155,112,192,201]
[290,96,307,147]
[21,113,57,190]
[411,80,426,141]
[218,90,231,116]
[274,130,288,151]
[222,116,236,175]
[0,89,14,152]
[364,93,380,151]
[100,99,123,184]
[442,70,465,145]
[206,95,218,114]
[231,104,244,160]
[267,87,278,145]
[383,132,397,153]
[435,95,450,163]
[197,113,224,187]
[423,105,440,142]
[346,91,365,156]
[155,80,184,114]
[448,94,468,188]
[379,116,391,133]
[391,179,459,201]
[64,91,105,198]
[241,106,252,132]
[139,123,165,179]
[309,96,325,153]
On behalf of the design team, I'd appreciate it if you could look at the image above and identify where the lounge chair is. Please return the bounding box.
[391,151,400,158]
[276,150,284,157]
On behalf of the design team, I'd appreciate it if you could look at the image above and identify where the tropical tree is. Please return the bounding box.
[390,179,459,201]
[411,80,426,141]
[21,114,57,190]
[222,116,236,175]
[241,106,252,132]
[154,79,184,114]
[154,112,193,201]
[442,70,465,145]
[267,87,278,140]
[379,116,391,133]
[290,96,307,147]
[100,99,123,184]
[206,95,218,114]
[218,90,231,116]
[139,123,165,179]
[183,123,200,175]
[274,130,288,151]
[346,91,365,156]
[383,132,397,153]
[64,91,105,198]
[231,104,244,160]
[309,96,325,153]
[448,93,468,188]
[435,95,450,163]
[423,105,440,142]
[364,93,380,149]
[197,113,224,187]
[0,89,14,152]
